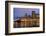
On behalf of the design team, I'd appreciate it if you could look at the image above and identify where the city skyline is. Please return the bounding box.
[13,8,39,20]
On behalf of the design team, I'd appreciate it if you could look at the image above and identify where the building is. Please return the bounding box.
[14,11,40,28]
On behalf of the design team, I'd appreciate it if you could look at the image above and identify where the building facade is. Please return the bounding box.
[14,11,39,28]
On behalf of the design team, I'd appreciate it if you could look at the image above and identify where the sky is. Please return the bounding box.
[13,8,39,20]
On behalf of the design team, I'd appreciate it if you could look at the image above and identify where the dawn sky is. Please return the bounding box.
[13,8,39,18]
